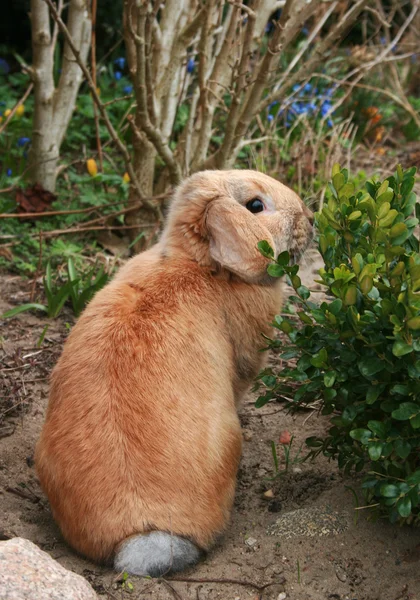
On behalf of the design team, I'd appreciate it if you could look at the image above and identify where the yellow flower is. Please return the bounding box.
[86,158,98,177]
[16,104,25,117]
[0,116,2,124]
[123,172,130,183]
[4,109,11,117]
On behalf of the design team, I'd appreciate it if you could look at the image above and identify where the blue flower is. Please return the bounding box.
[303,83,312,93]
[114,57,126,70]
[291,102,307,115]
[0,58,10,75]
[302,27,309,36]
[17,137,30,147]
[265,21,274,34]
[327,118,333,128]
[268,100,279,109]
[321,101,332,117]
[187,58,195,73]
[292,84,301,93]
[308,102,317,113]
[6,168,12,177]
[114,71,122,81]
[123,85,133,94]
[380,36,387,45]
[267,114,274,122]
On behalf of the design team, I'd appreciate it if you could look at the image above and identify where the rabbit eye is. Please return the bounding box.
[245,198,264,214]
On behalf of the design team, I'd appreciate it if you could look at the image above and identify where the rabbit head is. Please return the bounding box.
[160,170,313,283]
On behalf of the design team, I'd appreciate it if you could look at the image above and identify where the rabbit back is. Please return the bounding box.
[35,249,254,562]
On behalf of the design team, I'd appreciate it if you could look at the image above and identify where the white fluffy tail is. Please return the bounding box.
[114,531,201,577]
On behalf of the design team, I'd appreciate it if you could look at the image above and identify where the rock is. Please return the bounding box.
[243,429,253,441]
[245,536,257,547]
[335,565,347,582]
[0,538,98,599]
[263,489,275,499]
[277,593,287,600]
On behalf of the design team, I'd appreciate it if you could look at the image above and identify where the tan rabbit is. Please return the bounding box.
[35,169,313,576]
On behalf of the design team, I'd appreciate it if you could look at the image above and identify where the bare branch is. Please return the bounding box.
[41,0,163,213]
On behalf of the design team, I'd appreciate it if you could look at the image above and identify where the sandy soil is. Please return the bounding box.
[1,258,420,600]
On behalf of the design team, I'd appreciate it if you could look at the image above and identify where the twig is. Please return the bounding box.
[5,486,41,505]
[29,231,43,302]
[0,83,34,136]
[0,223,156,241]
[90,0,103,172]
[129,3,182,186]
[160,579,184,600]
[0,193,170,220]
[167,576,285,592]
[42,0,159,215]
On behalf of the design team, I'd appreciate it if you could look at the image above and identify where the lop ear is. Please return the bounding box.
[205,197,276,283]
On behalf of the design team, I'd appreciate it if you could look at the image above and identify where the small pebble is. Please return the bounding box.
[243,429,253,441]
[263,489,275,499]
[277,593,287,600]
[335,566,347,582]
[245,536,257,547]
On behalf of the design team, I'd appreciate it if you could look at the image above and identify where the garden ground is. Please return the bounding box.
[2,147,420,600]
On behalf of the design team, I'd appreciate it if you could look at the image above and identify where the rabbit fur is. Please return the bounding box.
[35,169,313,576]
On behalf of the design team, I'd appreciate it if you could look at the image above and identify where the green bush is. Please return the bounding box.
[256,164,420,524]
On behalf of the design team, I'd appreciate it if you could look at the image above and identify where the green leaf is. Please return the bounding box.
[368,441,383,461]
[328,299,343,315]
[392,402,420,421]
[358,358,384,377]
[332,163,341,177]
[333,172,345,191]
[267,264,285,278]
[276,251,290,267]
[258,240,274,259]
[350,428,372,444]
[366,386,382,404]
[407,317,420,330]
[1,303,48,319]
[348,210,362,221]
[395,439,411,459]
[367,420,387,438]
[392,341,413,357]
[397,497,412,518]
[407,471,420,485]
[360,276,373,295]
[324,372,336,388]
[380,484,399,498]
[297,285,310,300]
[389,223,408,239]
[311,348,328,367]
[324,388,337,401]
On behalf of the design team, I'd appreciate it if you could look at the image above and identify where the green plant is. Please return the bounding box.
[1,259,109,319]
[255,163,420,524]
[270,431,305,476]
[67,257,109,317]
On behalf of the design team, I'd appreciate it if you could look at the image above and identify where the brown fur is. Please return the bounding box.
[35,170,312,564]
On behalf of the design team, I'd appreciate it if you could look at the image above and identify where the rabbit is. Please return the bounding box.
[35,169,313,577]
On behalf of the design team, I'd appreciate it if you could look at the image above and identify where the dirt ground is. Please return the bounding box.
[1,262,420,600]
[2,147,420,600]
